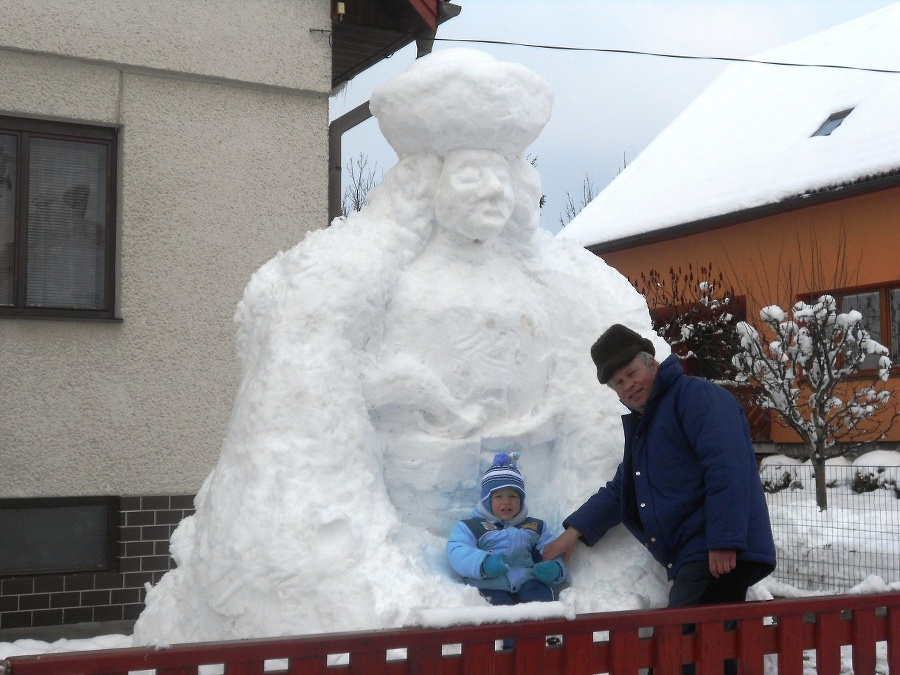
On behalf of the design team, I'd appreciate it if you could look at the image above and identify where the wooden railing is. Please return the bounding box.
[2,591,898,674]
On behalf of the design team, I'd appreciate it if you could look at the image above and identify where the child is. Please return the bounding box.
[447,452,567,607]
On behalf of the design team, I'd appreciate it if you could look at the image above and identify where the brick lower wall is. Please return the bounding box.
[0,495,195,630]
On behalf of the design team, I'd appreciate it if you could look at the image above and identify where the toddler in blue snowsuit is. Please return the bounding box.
[447,452,567,606]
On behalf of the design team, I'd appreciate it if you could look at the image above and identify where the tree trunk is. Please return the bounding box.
[812,450,828,511]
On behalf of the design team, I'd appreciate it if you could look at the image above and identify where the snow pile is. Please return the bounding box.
[852,450,900,488]
[131,49,669,646]
[0,634,132,660]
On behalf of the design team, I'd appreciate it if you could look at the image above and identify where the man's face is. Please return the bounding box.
[607,355,658,412]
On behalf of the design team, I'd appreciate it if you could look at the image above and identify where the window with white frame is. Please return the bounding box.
[0,117,117,319]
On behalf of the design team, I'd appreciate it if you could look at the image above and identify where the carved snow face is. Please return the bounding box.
[434,150,515,241]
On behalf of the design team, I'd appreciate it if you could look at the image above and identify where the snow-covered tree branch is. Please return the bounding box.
[733,295,897,509]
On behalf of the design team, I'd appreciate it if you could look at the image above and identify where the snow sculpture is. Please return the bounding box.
[133,49,669,646]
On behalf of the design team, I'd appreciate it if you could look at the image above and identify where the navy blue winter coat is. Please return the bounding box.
[564,355,776,580]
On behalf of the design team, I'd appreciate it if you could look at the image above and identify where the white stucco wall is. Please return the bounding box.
[0,0,330,92]
[0,1,331,496]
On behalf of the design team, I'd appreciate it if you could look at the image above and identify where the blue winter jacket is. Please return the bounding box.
[447,505,567,592]
[564,355,776,581]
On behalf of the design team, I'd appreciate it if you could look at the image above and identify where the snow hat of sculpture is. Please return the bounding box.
[369,49,553,158]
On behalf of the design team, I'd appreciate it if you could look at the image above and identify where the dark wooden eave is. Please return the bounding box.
[586,169,900,257]
[331,0,459,89]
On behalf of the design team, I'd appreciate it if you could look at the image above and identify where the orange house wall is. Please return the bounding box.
[597,186,900,444]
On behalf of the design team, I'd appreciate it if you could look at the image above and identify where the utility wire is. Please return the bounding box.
[434,37,900,75]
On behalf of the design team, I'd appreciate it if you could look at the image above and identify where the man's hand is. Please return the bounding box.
[542,527,582,565]
[709,549,736,578]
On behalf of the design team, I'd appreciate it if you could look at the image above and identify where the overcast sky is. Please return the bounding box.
[330,0,898,234]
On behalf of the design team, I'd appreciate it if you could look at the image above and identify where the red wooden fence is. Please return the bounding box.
[2,591,898,674]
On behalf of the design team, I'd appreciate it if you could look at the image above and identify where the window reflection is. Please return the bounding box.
[841,291,882,370]
[26,138,107,309]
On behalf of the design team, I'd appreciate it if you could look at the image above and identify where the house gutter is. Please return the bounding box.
[328,101,373,224]
[585,170,900,257]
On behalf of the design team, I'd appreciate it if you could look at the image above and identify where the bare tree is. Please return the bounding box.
[616,150,627,177]
[525,154,546,209]
[558,153,628,228]
[558,174,596,228]
[733,295,896,510]
[341,153,380,217]
[724,226,863,318]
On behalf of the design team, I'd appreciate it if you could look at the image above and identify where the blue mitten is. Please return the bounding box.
[482,554,509,579]
[533,560,562,583]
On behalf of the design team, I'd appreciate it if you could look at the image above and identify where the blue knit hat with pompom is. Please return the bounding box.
[480,452,525,509]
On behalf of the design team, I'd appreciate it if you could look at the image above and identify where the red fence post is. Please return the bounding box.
[608,627,641,674]
[286,654,328,674]
[888,604,900,674]
[561,631,594,675]
[776,613,805,675]
[695,618,727,675]
[850,607,877,675]
[511,635,545,675]
[735,616,766,675]
[407,643,443,675]
[348,647,389,675]
[814,611,843,675]
[461,640,495,675]
[652,623,684,675]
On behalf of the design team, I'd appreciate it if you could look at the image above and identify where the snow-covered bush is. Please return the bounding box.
[759,455,804,493]
[758,453,899,493]
[851,450,900,494]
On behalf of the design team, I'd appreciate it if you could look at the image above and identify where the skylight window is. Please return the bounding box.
[812,109,853,137]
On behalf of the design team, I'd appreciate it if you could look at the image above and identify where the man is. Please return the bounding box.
[544,323,775,618]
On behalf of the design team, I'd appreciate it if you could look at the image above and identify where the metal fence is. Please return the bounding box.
[761,463,900,592]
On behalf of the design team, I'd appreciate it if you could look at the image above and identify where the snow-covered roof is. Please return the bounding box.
[558,3,900,248]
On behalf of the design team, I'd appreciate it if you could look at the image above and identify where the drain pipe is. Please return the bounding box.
[328,100,373,224]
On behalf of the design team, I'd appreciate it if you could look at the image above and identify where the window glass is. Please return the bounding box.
[812,109,852,137]
[0,497,118,576]
[841,291,882,369]
[26,138,107,309]
[890,288,900,366]
[0,134,15,306]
